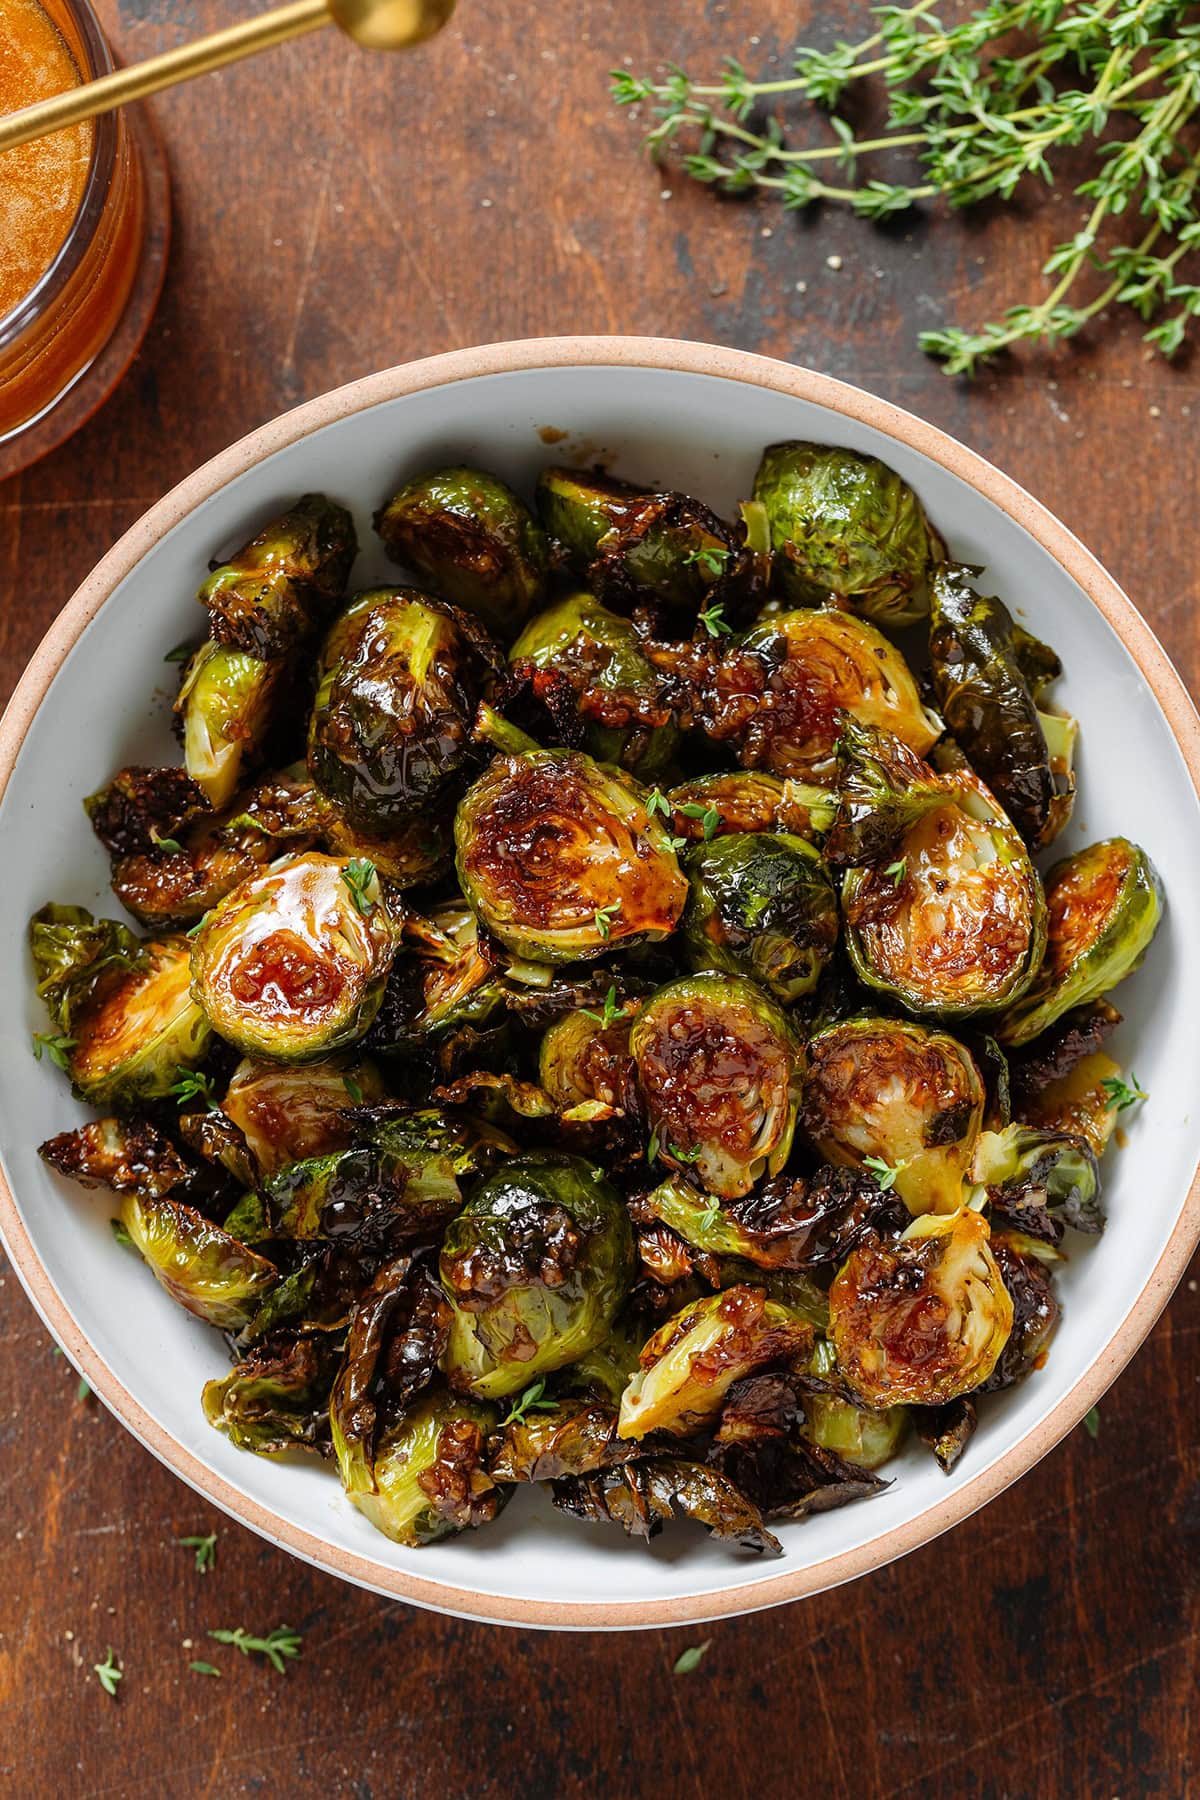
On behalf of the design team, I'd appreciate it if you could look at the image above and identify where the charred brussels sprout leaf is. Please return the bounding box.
[732,610,941,784]
[634,1165,901,1271]
[338,1385,501,1547]
[980,1233,1061,1392]
[368,901,507,1057]
[203,1333,341,1455]
[221,1052,386,1179]
[31,908,211,1107]
[84,765,211,858]
[997,839,1163,1047]
[307,588,496,831]
[842,764,1046,1018]
[631,974,801,1198]
[40,1117,195,1199]
[830,1208,1013,1407]
[535,465,762,618]
[552,1456,782,1554]
[376,465,548,639]
[189,853,399,1062]
[666,771,836,845]
[176,641,286,809]
[199,494,357,659]
[117,1191,278,1330]
[929,565,1076,851]
[1019,1049,1123,1158]
[681,830,839,1003]
[617,1286,813,1439]
[971,1124,1102,1240]
[455,748,687,963]
[752,440,944,625]
[439,1151,633,1399]
[489,1398,640,1483]
[802,1016,985,1216]
[510,592,678,776]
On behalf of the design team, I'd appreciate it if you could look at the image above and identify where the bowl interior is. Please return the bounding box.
[2,357,1198,1625]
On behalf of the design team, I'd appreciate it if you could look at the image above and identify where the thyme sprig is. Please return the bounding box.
[613,0,1200,371]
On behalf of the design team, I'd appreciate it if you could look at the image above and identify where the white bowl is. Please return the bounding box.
[2,337,1198,1631]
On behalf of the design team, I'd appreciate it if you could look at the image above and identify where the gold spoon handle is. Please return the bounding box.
[0,0,453,153]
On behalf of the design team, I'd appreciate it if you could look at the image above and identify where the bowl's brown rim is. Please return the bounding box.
[2,334,1198,1631]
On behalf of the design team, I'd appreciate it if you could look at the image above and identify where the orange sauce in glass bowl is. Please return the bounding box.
[0,0,93,319]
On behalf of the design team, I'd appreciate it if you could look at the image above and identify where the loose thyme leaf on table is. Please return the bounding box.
[613,0,1200,372]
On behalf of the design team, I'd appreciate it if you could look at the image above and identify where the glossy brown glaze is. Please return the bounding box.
[1045,839,1134,978]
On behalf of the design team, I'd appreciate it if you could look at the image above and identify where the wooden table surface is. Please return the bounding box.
[3,1,1199,1792]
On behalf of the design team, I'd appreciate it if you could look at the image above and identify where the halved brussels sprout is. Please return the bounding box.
[800,1389,909,1471]
[439,1151,633,1399]
[221,1053,386,1178]
[981,1232,1060,1392]
[337,1384,501,1547]
[1019,1049,1122,1158]
[454,748,687,963]
[308,588,493,831]
[752,440,945,625]
[535,465,762,616]
[101,768,330,931]
[970,1123,1102,1239]
[829,1207,1013,1406]
[635,1166,904,1272]
[117,1191,278,1330]
[322,804,454,890]
[510,592,678,776]
[680,830,839,1003]
[617,1286,812,1440]
[929,566,1076,850]
[375,464,548,639]
[489,1398,638,1483]
[203,1333,341,1455]
[801,1016,985,1215]
[997,839,1163,1046]
[842,768,1046,1018]
[189,852,400,1062]
[176,641,286,809]
[369,901,507,1056]
[31,906,211,1107]
[199,493,357,659]
[630,974,801,1198]
[538,1001,638,1119]
[732,610,941,783]
[666,771,836,845]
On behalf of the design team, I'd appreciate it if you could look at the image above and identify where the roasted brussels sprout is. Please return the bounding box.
[321,804,454,890]
[830,1208,1013,1407]
[1019,1049,1122,1157]
[634,1165,900,1271]
[221,1053,386,1178]
[929,565,1076,850]
[666,771,836,845]
[189,852,400,1061]
[117,1192,278,1330]
[439,1151,633,1398]
[997,838,1163,1046]
[617,1286,813,1440]
[308,588,495,831]
[800,1389,909,1471]
[84,765,211,859]
[538,1000,638,1120]
[970,1123,1102,1239]
[630,974,801,1197]
[203,1333,341,1454]
[199,494,357,659]
[801,1016,985,1215]
[30,906,211,1106]
[338,1384,500,1546]
[454,748,687,963]
[552,1455,782,1553]
[980,1231,1061,1391]
[39,1116,195,1199]
[752,440,945,625]
[175,641,286,809]
[731,610,941,783]
[681,830,839,1003]
[510,592,678,776]
[376,464,548,638]
[841,765,1046,1018]
[535,465,762,617]
[369,901,507,1058]
[489,1398,639,1483]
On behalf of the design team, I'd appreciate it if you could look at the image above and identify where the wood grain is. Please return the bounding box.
[2,0,1198,1792]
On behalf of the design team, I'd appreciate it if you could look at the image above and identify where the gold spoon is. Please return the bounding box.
[0,0,454,153]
